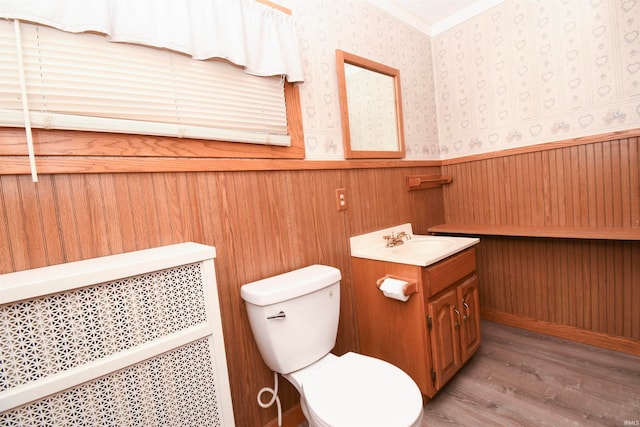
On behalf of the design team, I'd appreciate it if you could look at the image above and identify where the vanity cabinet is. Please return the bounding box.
[427,274,480,390]
[351,247,480,398]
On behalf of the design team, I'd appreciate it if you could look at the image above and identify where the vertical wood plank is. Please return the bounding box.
[552,149,564,226]
[1,176,26,272]
[604,242,615,335]
[556,241,567,325]
[632,243,640,340]
[594,143,606,228]
[532,240,544,321]
[0,176,14,273]
[562,148,573,226]
[630,137,640,228]
[97,174,124,255]
[613,242,624,336]
[34,177,64,267]
[519,154,532,226]
[585,144,598,227]
[112,173,137,254]
[51,175,84,262]
[591,242,607,333]
[68,175,98,260]
[84,174,111,258]
[569,146,581,226]
[586,242,597,332]
[577,144,590,227]
[499,158,510,225]
[513,156,523,226]
[609,140,623,227]
[601,141,614,227]
[150,173,175,248]
[618,139,631,227]
[16,177,47,268]
[540,150,551,226]
[133,173,161,249]
[527,154,544,225]
[125,173,153,250]
[574,241,585,330]
[485,159,497,225]
[442,165,453,224]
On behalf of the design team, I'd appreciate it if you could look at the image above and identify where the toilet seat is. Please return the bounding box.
[301,352,423,427]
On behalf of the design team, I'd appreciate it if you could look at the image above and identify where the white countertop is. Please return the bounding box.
[350,223,479,267]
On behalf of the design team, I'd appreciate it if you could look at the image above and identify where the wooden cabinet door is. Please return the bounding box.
[458,275,481,362]
[427,288,461,390]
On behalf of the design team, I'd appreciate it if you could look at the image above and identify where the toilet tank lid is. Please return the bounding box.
[241,264,341,306]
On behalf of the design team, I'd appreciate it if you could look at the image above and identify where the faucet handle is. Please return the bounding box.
[383,233,395,247]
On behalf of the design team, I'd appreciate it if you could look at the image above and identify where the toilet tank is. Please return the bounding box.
[240,265,341,374]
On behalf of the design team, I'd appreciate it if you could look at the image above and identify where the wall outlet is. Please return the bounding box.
[335,188,347,211]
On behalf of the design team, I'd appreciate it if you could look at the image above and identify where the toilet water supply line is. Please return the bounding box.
[258,371,282,427]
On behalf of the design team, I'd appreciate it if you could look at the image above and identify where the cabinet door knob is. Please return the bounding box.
[463,302,469,321]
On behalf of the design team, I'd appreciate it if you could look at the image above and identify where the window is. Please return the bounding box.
[1,20,302,148]
[0,6,305,180]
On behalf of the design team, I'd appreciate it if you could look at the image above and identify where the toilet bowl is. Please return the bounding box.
[285,352,423,427]
[240,264,423,426]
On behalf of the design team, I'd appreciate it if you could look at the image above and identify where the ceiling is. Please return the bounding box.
[366,0,505,36]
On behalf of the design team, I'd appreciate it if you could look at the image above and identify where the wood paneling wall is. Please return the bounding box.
[442,136,640,354]
[6,128,637,424]
[0,166,443,426]
[443,137,640,228]
[477,237,640,339]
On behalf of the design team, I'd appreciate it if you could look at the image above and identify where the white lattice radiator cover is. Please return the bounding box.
[0,243,235,426]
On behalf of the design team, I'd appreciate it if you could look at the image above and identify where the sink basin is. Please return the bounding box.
[389,237,455,257]
[350,223,479,267]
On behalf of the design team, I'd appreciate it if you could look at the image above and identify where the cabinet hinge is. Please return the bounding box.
[431,369,436,383]
[427,315,432,330]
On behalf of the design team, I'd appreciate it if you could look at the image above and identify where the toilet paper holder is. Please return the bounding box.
[375,274,418,297]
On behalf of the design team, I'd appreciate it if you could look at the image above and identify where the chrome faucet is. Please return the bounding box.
[383,231,412,247]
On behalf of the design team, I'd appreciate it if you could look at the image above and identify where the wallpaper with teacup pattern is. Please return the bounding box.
[285,0,639,160]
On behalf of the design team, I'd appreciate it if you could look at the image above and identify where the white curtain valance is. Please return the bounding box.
[0,0,304,83]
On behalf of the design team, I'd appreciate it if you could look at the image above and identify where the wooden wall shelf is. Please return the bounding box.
[406,174,452,191]
[428,224,640,241]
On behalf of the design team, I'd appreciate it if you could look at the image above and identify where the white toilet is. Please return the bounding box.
[241,264,424,427]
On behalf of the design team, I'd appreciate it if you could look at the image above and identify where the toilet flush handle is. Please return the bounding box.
[267,311,286,320]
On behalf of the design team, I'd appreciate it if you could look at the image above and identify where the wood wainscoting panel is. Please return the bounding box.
[474,237,640,345]
[0,165,444,427]
[440,135,640,354]
[442,136,639,229]
[346,166,444,237]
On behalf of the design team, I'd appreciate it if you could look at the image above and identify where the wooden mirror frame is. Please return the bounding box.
[336,49,405,159]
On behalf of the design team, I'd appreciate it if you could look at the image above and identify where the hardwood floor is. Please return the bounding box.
[422,321,640,427]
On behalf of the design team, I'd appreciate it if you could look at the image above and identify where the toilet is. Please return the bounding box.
[241,264,424,427]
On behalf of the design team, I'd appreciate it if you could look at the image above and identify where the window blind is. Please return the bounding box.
[0,20,291,146]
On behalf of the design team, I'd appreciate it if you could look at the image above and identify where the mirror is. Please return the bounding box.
[336,49,405,159]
